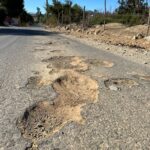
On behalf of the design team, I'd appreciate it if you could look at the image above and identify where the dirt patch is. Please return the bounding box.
[35,40,54,45]
[17,71,99,141]
[104,78,138,90]
[53,71,99,106]
[17,100,83,141]
[70,56,89,71]
[43,56,88,72]
[39,56,114,86]
[86,59,114,68]
[43,56,114,73]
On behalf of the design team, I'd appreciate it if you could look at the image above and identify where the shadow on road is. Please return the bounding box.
[0,27,57,36]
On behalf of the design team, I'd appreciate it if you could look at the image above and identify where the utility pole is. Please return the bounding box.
[69,0,71,24]
[62,5,63,25]
[104,0,106,30]
[83,6,86,29]
[147,7,150,36]
[46,0,49,20]
[145,0,148,12]
[61,0,63,25]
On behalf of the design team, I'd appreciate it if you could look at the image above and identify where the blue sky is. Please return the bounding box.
[25,0,119,13]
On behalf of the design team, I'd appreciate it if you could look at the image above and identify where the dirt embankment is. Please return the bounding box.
[50,23,150,50]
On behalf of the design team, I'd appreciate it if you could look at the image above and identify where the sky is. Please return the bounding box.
[24,0,119,14]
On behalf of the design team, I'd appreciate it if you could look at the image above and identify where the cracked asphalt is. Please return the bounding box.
[0,26,150,150]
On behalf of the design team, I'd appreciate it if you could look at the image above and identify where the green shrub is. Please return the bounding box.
[88,13,147,27]
[88,14,104,25]
[46,16,57,27]
[117,14,145,26]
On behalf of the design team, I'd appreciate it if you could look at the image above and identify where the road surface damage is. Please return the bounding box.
[17,56,100,143]
[104,78,139,91]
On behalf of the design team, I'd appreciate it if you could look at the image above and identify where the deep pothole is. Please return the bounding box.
[104,78,138,91]
[17,71,99,141]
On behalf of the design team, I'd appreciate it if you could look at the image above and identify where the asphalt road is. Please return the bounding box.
[0,26,150,150]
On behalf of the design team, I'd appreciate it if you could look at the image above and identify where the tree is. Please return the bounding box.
[36,7,41,23]
[1,0,24,17]
[71,4,82,23]
[20,10,34,24]
[0,6,7,24]
[116,0,127,14]
[46,0,84,25]
[46,0,49,19]
[63,0,72,23]
[48,0,62,24]
[116,0,148,14]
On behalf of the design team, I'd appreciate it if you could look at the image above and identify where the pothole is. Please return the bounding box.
[43,56,88,72]
[53,71,99,106]
[43,56,114,74]
[17,71,99,141]
[104,78,138,91]
[86,59,114,68]
[133,75,150,81]
[35,41,53,45]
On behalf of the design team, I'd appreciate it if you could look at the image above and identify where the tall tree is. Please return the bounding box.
[116,0,148,14]
[116,0,126,14]
[71,4,82,22]
[47,0,84,24]
[46,0,49,19]
[1,0,24,17]
[36,7,41,23]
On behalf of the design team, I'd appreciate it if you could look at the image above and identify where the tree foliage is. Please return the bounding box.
[0,0,24,17]
[20,10,34,24]
[36,7,42,23]
[71,4,83,23]
[47,0,83,24]
[116,0,148,14]
[0,0,33,24]
[0,6,7,24]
